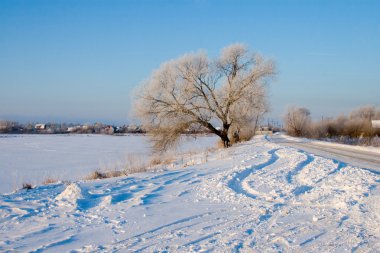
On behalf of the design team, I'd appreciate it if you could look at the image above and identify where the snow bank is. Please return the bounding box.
[55,183,83,208]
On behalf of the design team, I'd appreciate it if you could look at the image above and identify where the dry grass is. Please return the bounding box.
[85,170,108,180]
[216,140,225,149]
[84,154,149,181]
[149,156,174,167]
[42,178,58,185]
[149,157,163,166]
[105,170,128,178]
[82,140,222,182]
[125,154,147,174]
[202,151,209,163]
[85,170,129,181]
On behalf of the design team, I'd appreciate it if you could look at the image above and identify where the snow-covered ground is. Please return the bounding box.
[1,135,379,252]
[0,134,217,193]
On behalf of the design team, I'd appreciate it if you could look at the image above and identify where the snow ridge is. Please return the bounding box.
[55,183,83,208]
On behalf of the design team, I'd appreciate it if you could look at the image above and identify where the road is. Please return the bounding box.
[269,134,380,173]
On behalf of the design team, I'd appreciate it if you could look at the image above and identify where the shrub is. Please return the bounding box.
[22,183,33,190]
[284,106,312,137]
[284,105,380,147]
[149,156,173,167]
[42,178,58,185]
[85,170,108,180]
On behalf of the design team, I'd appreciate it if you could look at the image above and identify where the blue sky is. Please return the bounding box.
[1,0,379,125]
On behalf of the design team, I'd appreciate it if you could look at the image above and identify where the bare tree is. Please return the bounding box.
[228,85,268,142]
[350,106,375,121]
[375,108,380,120]
[0,120,19,133]
[134,44,275,151]
[284,106,311,137]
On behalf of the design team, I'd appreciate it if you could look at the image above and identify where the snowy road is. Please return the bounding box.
[269,134,380,173]
[0,136,379,252]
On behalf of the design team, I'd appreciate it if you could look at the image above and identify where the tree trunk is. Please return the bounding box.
[202,121,231,148]
[221,123,231,147]
[219,132,230,148]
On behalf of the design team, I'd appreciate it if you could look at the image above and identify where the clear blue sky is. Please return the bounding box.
[1,0,379,125]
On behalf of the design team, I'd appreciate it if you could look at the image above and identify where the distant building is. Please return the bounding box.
[67,126,81,132]
[35,124,46,130]
[372,120,380,129]
[67,127,76,132]
[103,125,115,135]
[260,126,272,131]
[255,126,273,135]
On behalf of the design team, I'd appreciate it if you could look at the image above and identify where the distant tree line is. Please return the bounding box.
[0,121,146,135]
[284,105,380,146]
[0,121,222,135]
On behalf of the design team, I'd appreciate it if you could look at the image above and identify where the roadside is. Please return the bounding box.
[269,134,380,173]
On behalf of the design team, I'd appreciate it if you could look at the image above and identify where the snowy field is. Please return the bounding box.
[0,134,217,193]
[1,135,379,252]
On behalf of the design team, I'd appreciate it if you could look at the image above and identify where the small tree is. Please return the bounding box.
[349,106,376,137]
[375,108,380,120]
[134,44,275,151]
[284,106,311,137]
[350,106,375,121]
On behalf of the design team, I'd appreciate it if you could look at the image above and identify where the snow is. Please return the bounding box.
[0,134,217,193]
[0,135,379,252]
[281,133,380,155]
[55,183,84,209]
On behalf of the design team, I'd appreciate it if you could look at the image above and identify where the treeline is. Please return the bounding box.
[0,121,145,135]
[0,121,215,135]
[284,106,380,146]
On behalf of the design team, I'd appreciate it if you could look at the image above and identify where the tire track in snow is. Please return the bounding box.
[227,148,279,199]
[315,160,347,184]
[30,234,76,253]
[107,212,213,251]
[286,151,314,184]
[239,148,316,202]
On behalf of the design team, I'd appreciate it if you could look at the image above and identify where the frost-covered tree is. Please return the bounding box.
[284,106,311,137]
[134,44,275,151]
[350,106,375,121]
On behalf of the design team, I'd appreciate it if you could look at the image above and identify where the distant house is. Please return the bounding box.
[372,120,380,129]
[255,126,273,135]
[126,124,137,132]
[35,124,46,130]
[260,126,272,131]
[115,126,125,133]
[126,124,144,133]
[67,127,76,132]
[67,126,81,132]
[104,125,115,134]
